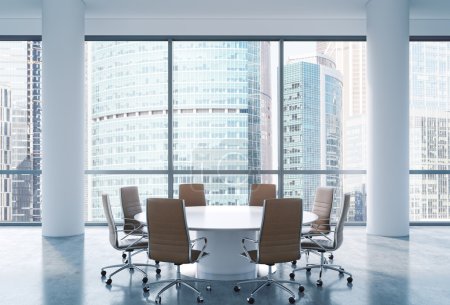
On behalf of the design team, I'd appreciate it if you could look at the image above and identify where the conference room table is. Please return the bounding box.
[135,206,318,280]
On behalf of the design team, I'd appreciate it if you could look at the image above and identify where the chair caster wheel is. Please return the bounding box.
[122,253,127,259]
[247,297,255,304]
[292,260,297,265]
[234,285,240,292]
[298,285,305,293]
[143,286,150,293]
[155,296,161,303]
[176,282,181,288]
[156,268,161,274]
[206,285,212,291]
[328,254,334,260]
[155,261,160,264]
[101,270,106,276]
[142,277,148,283]
[347,277,353,283]
[197,296,204,303]
[316,279,323,286]
[106,278,112,285]
[289,272,295,279]
[306,268,311,272]
[289,296,296,304]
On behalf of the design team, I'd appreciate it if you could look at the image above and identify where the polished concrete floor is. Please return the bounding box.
[1,226,450,305]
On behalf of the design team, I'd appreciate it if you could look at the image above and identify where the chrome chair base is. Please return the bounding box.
[234,265,304,304]
[101,249,159,285]
[290,251,352,286]
[143,265,211,304]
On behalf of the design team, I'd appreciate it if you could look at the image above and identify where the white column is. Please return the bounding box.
[42,0,85,237]
[366,0,410,236]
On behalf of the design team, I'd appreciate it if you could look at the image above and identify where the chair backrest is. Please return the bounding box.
[333,193,351,250]
[178,184,206,207]
[102,194,118,249]
[248,184,276,206]
[146,198,191,264]
[120,186,143,232]
[310,187,334,233]
[258,198,302,265]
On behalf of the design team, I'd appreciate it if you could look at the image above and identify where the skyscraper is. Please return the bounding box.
[0,88,12,221]
[28,41,43,222]
[87,41,272,221]
[283,54,343,213]
[317,42,367,221]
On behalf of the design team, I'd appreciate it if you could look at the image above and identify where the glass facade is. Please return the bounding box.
[86,41,168,220]
[171,41,273,206]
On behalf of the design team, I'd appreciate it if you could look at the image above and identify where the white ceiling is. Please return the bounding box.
[1,0,450,19]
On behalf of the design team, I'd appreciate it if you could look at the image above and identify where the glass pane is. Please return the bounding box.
[174,174,278,206]
[86,41,168,170]
[85,174,168,222]
[173,41,278,171]
[283,41,367,172]
[0,41,42,222]
[409,42,450,221]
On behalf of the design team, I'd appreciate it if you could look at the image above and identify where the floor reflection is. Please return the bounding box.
[43,234,85,305]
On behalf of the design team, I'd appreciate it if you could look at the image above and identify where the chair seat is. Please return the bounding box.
[301,238,334,251]
[117,237,148,250]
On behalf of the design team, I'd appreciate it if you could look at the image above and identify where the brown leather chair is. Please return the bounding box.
[308,187,334,235]
[290,193,353,286]
[100,194,158,286]
[292,187,335,266]
[120,186,146,235]
[178,184,206,206]
[234,198,304,304]
[143,198,210,303]
[248,183,276,206]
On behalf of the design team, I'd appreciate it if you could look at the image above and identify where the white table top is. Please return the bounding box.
[134,206,318,231]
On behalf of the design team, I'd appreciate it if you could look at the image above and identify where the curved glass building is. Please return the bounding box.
[87,41,272,221]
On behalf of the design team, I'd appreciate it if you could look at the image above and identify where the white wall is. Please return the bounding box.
[1,17,450,36]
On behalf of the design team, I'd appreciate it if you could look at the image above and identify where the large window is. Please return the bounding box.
[2,39,449,223]
[86,41,168,219]
[282,42,367,219]
[409,42,450,221]
[0,41,42,222]
[85,40,366,222]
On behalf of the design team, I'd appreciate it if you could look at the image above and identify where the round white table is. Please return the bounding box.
[135,206,318,280]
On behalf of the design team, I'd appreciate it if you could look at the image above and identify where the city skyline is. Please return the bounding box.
[1,40,449,222]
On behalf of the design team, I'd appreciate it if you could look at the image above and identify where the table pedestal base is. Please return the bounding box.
[184,229,258,280]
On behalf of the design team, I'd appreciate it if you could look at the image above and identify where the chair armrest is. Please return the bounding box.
[241,237,259,262]
[190,237,208,262]
[123,234,147,251]
[302,235,329,251]
[121,218,147,239]
[302,231,333,241]
[309,219,332,229]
